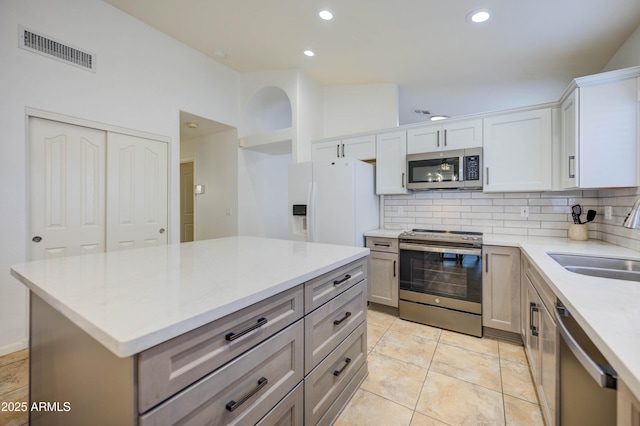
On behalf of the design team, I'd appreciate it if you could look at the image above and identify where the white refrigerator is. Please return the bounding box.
[288,158,379,247]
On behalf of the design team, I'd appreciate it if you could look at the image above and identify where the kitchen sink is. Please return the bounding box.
[548,253,640,282]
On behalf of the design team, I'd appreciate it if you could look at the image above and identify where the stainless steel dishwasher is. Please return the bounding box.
[555,301,617,426]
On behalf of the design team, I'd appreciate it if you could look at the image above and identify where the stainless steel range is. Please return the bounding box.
[398,229,483,337]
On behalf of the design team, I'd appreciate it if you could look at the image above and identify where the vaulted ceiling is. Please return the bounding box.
[105,0,640,125]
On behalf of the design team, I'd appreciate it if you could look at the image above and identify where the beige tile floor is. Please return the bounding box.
[336,306,545,426]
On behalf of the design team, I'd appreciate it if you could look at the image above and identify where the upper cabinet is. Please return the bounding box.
[558,70,640,189]
[407,119,482,154]
[311,134,376,161]
[376,130,409,195]
[483,108,553,192]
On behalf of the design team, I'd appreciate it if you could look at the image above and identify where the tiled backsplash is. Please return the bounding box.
[383,187,640,251]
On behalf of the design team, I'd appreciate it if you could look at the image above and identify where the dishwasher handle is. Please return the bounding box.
[554,304,617,389]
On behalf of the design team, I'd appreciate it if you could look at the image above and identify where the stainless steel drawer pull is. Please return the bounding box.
[225,317,268,341]
[529,302,539,337]
[333,357,351,377]
[225,377,268,412]
[333,274,351,286]
[333,311,352,326]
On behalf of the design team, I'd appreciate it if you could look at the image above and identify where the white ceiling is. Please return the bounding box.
[105,0,640,126]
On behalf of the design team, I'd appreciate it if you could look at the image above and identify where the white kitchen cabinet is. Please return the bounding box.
[618,379,640,426]
[522,257,557,426]
[366,237,399,307]
[482,245,520,334]
[311,134,376,161]
[407,119,482,154]
[559,74,639,189]
[376,130,409,195]
[483,108,552,192]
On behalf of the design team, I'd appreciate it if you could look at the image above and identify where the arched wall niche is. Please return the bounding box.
[241,86,292,136]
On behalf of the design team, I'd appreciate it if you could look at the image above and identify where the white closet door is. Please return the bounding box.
[29,118,106,260]
[106,133,168,251]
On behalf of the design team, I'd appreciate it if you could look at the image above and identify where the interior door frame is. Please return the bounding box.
[180,157,196,242]
[26,107,173,259]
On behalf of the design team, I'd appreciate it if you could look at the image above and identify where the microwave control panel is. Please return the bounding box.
[464,156,480,181]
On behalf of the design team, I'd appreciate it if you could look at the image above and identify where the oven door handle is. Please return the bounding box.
[399,243,482,256]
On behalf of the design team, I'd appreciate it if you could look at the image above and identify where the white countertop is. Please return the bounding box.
[365,228,640,400]
[11,236,369,358]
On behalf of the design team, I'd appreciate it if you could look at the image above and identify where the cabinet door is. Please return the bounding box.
[368,251,398,307]
[579,78,638,188]
[407,125,440,154]
[311,140,341,161]
[618,379,640,426]
[482,246,521,333]
[107,133,168,251]
[523,275,541,380]
[442,119,482,150]
[483,109,552,192]
[560,90,578,189]
[376,131,409,195]
[342,134,376,160]
[539,303,557,426]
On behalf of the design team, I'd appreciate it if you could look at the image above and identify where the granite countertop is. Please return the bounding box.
[365,228,640,400]
[10,236,369,358]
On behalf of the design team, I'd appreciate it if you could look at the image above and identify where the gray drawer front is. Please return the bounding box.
[255,382,303,426]
[304,321,367,425]
[316,362,368,426]
[304,279,367,374]
[139,320,304,426]
[304,258,367,313]
[138,285,303,413]
[366,237,399,253]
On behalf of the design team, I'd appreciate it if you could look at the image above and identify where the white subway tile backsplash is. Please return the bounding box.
[383,188,640,248]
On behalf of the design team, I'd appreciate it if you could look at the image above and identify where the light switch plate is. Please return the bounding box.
[605,206,612,220]
[194,184,205,194]
[521,206,529,218]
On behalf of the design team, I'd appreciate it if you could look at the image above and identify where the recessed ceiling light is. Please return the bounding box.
[186,122,198,129]
[467,9,493,23]
[318,9,334,20]
[430,115,449,121]
[303,50,315,57]
[213,50,227,59]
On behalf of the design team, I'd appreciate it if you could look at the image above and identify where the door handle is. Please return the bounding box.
[341,143,345,157]
[336,144,340,158]
[333,311,352,326]
[436,130,440,147]
[333,357,351,377]
[225,317,268,341]
[159,228,165,234]
[32,236,42,243]
[569,155,575,179]
[333,274,351,286]
[444,129,447,147]
[225,377,268,412]
[530,302,539,337]
[486,167,489,185]
[402,172,405,188]
[393,260,397,277]
[485,253,488,273]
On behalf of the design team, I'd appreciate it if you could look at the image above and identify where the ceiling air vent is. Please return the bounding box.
[19,26,96,72]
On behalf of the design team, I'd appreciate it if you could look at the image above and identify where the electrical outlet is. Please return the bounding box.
[398,206,404,215]
[225,208,232,216]
[521,206,529,218]
[605,206,612,220]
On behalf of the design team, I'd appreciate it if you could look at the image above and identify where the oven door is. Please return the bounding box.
[399,243,483,306]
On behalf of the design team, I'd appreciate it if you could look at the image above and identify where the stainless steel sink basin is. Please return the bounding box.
[548,253,640,282]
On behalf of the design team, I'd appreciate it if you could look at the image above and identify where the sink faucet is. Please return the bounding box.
[623,198,640,229]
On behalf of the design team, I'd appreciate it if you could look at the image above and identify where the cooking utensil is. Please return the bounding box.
[585,209,596,223]
[571,204,583,224]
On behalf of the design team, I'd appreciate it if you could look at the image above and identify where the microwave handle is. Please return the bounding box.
[459,156,465,181]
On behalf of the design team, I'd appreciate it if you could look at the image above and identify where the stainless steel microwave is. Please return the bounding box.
[406,148,483,190]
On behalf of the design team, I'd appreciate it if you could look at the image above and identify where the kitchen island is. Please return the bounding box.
[11,236,370,425]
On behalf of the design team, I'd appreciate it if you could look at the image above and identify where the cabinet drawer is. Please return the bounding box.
[366,237,398,253]
[139,320,304,426]
[138,285,303,413]
[256,382,303,426]
[304,258,367,313]
[305,280,367,374]
[304,321,367,425]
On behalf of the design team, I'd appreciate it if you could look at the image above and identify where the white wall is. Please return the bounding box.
[602,24,640,72]
[192,130,239,240]
[0,0,240,354]
[237,150,292,239]
[322,83,399,138]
